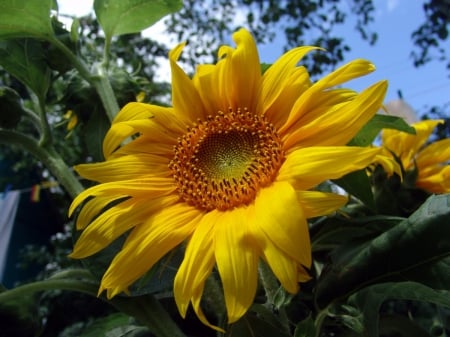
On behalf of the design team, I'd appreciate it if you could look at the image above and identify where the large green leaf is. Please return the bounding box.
[94,0,182,40]
[349,114,416,146]
[227,311,291,337]
[315,194,450,308]
[73,313,149,337]
[0,39,51,99]
[294,316,316,337]
[348,282,450,337]
[0,0,53,38]
[311,215,401,255]
[333,169,375,209]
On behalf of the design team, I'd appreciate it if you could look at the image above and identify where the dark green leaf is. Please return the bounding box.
[0,292,41,337]
[333,169,375,209]
[227,311,291,337]
[0,0,53,38]
[349,114,416,146]
[75,313,149,337]
[294,315,316,337]
[311,215,401,254]
[94,0,182,41]
[0,87,25,129]
[83,108,111,162]
[0,39,51,99]
[348,282,450,337]
[315,194,450,308]
[261,63,272,74]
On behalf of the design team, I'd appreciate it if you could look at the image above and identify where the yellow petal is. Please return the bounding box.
[260,246,300,294]
[260,46,318,114]
[417,165,450,193]
[282,81,388,150]
[69,177,175,217]
[99,204,202,298]
[108,135,174,159]
[281,59,376,130]
[228,28,262,112]
[74,154,169,183]
[103,103,182,159]
[278,146,382,190]
[174,210,218,318]
[416,138,450,170]
[112,102,153,124]
[214,207,259,323]
[169,42,206,121]
[70,195,178,258]
[252,182,311,267]
[262,66,311,128]
[382,119,443,169]
[297,190,348,218]
[74,195,117,229]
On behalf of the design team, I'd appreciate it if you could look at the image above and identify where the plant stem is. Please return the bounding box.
[314,307,329,337]
[92,65,120,121]
[48,36,119,122]
[0,130,83,199]
[35,91,53,147]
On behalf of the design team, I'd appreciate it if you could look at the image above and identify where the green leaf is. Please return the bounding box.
[227,312,291,337]
[315,194,450,308]
[333,169,375,209]
[94,0,182,40]
[294,315,316,337]
[0,87,25,129]
[311,215,401,255]
[74,313,150,337]
[261,63,272,74]
[348,282,450,337]
[349,114,416,146]
[83,108,111,162]
[273,286,294,310]
[0,0,53,38]
[0,292,41,337]
[0,39,51,99]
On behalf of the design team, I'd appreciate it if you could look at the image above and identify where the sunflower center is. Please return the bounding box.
[169,108,284,211]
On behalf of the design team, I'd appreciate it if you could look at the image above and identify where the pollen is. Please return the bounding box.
[169,108,285,211]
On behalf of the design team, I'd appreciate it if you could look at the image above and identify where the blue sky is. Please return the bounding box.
[59,0,449,115]
[256,0,450,114]
[344,0,449,113]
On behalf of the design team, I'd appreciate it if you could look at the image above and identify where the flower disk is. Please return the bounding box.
[169,108,284,211]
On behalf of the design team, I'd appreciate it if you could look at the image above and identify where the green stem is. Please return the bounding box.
[314,307,330,337]
[22,106,42,133]
[92,66,120,121]
[36,92,53,147]
[0,130,83,199]
[258,261,290,333]
[47,36,119,122]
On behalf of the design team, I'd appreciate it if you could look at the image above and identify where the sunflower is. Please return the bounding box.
[381,119,450,193]
[70,28,391,328]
